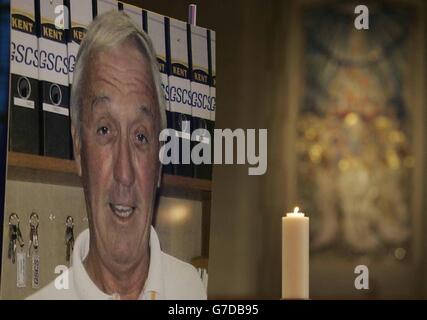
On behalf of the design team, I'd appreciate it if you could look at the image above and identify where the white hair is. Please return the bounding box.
[70,10,167,136]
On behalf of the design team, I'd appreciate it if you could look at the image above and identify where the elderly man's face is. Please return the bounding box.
[73,40,160,267]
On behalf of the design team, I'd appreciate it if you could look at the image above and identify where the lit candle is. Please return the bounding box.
[282,206,309,299]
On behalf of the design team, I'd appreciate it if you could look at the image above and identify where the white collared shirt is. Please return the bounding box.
[27,226,207,300]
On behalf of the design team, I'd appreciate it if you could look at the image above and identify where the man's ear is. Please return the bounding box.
[71,124,82,177]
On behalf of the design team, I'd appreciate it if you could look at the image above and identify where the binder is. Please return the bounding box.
[9,0,40,154]
[96,0,117,16]
[67,0,93,158]
[67,0,93,89]
[143,10,172,175]
[38,0,70,159]
[167,17,192,177]
[190,25,212,180]
[120,2,143,31]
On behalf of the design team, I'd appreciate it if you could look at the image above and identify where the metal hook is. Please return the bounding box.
[65,216,75,262]
[28,212,39,257]
[8,213,24,263]
[9,212,20,225]
[66,215,74,227]
[29,212,39,227]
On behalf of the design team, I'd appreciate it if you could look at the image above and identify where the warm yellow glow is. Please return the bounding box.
[309,144,322,163]
[389,130,405,145]
[375,116,391,129]
[286,206,305,217]
[344,112,359,126]
[338,159,350,171]
[304,127,317,140]
[168,204,190,224]
[386,149,400,169]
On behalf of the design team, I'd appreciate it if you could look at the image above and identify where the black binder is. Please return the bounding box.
[9,1,40,154]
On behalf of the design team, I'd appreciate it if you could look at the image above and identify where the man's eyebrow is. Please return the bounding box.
[139,105,154,119]
[89,97,154,118]
[91,95,110,111]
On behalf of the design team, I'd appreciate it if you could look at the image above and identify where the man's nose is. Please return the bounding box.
[113,136,135,187]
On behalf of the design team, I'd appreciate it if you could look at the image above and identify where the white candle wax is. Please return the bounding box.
[282,207,309,299]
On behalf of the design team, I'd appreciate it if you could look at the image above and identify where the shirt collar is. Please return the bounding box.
[139,226,164,299]
[72,226,164,300]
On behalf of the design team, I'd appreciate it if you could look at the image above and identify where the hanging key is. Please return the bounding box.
[28,212,39,257]
[65,216,74,263]
[8,224,17,263]
[27,212,40,288]
[8,213,26,287]
[8,213,20,264]
[16,221,24,251]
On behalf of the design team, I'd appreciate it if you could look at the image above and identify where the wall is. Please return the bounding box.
[207,0,427,299]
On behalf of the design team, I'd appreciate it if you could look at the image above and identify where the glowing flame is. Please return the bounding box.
[293,207,300,214]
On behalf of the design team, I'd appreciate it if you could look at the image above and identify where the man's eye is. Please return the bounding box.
[97,126,109,135]
[136,132,148,144]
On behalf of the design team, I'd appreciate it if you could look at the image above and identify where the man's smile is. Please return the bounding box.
[109,203,136,219]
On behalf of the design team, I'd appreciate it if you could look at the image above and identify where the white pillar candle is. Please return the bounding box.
[282,207,309,299]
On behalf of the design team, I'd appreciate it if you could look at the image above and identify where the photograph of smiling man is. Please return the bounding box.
[27,10,206,300]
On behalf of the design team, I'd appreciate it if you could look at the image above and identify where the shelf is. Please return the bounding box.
[7,152,81,186]
[6,152,212,199]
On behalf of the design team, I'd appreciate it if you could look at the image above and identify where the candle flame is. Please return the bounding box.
[293,207,300,214]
